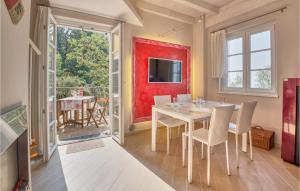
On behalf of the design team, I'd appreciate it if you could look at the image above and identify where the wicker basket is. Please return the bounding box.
[251,126,275,150]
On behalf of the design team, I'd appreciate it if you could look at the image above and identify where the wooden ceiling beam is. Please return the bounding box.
[136,1,196,24]
[173,0,219,14]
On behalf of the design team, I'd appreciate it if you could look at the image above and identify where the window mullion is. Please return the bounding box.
[244,32,248,92]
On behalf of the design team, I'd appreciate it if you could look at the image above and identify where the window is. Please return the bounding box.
[221,24,276,96]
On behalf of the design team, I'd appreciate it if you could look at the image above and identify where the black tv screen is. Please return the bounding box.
[148,58,182,83]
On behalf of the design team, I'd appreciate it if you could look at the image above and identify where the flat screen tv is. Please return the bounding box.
[148,58,182,83]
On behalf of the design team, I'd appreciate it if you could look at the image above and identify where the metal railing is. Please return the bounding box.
[56,86,109,99]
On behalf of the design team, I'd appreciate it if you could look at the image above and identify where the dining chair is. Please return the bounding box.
[87,97,99,128]
[154,95,187,154]
[228,101,257,168]
[177,94,192,103]
[182,105,235,186]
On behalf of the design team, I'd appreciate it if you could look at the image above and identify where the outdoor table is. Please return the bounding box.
[59,96,94,128]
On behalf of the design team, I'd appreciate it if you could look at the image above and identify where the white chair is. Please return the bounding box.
[182,105,235,186]
[177,94,192,103]
[154,95,187,154]
[228,101,257,168]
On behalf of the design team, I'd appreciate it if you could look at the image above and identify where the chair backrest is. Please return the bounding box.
[88,96,97,110]
[154,95,171,105]
[236,101,257,134]
[208,105,235,146]
[177,94,192,103]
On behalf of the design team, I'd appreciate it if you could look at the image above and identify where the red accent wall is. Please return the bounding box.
[132,37,190,123]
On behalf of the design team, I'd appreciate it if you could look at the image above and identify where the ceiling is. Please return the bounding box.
[49,0,143,25]
[49,0,235,26]
[141,0,234,18]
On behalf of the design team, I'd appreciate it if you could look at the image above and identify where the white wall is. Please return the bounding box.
[123,11,194,132]
[205,0,299,144]
[1,0,31,109]
[1,1,31,191]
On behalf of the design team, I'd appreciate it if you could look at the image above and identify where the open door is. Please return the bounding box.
[109,23,124,144]
[44,9,57,160]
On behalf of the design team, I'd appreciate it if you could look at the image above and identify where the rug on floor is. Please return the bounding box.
[66,139,104,154]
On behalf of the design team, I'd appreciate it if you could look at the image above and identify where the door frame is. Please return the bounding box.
[109,23,124,145]
[43,8,58,161]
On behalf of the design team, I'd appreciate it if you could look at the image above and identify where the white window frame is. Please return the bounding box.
[220,23,277,97]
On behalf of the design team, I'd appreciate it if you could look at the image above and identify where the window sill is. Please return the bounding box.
[218,91,279,98]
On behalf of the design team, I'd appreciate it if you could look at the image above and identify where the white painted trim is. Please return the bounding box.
[173,0,218,14]
[218,91,278,98]
[137,1,195,24]
[29,39,41,55]
[220,23,277,96]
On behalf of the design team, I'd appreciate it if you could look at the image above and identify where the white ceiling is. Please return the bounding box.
[142,0,203,18]
[202,0,234,7]
[49,0,235,26]
[141,0,234,18]
[49,0,143,25]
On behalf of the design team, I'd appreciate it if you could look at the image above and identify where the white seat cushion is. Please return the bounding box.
[228,122,237,134]
[158,118,186,128]
[183,128,209,144]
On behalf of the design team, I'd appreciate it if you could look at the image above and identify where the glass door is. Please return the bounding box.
[109,23,124,144]
[46,10,57,159]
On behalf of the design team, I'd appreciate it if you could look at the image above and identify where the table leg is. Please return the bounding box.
[188,120,194,183]
[151,108,158,151]
[242,133,247,152]
[82,100,84,128]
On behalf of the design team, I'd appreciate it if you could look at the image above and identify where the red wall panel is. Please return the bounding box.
[132,37,190,123]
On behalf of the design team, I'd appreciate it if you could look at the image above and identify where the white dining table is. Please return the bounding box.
[151,101,248,183]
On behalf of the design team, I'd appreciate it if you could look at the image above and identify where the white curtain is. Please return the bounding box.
[210,30,226,78]
[31,6,48,156]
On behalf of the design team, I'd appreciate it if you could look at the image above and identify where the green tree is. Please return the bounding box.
[254,70,271,89]
[56,27,109,97]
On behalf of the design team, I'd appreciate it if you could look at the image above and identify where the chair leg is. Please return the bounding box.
[207,145,211,186]
[167,127,170,154]
[225,141,230,175]
[184,123,187,133]
[182,134,186,166]
[92,114,99,128]
[249,130,253,161]
[235,134,239,168]
[86,111,92,126]
[201,142,204,159]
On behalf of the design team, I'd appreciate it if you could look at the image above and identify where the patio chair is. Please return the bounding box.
[87,97,99,128]
[96,98,109,125]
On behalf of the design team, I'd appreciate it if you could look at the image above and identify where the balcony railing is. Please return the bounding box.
[56,86,109,99]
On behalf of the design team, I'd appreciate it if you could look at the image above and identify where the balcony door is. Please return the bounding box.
[109,23,124,144]
[44,9,57,160]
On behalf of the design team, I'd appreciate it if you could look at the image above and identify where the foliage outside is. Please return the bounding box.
[56,27,109,98]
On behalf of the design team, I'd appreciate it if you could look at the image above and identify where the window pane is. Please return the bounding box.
[227,72,243,88]
[228,55,243,71]
[250,70,271,89]
[251,50,271,70]
[251,31,271,51]
[227,38,243,55]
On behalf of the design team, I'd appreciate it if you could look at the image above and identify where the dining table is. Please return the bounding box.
[59,96,94,128]
[151,100,248,183]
